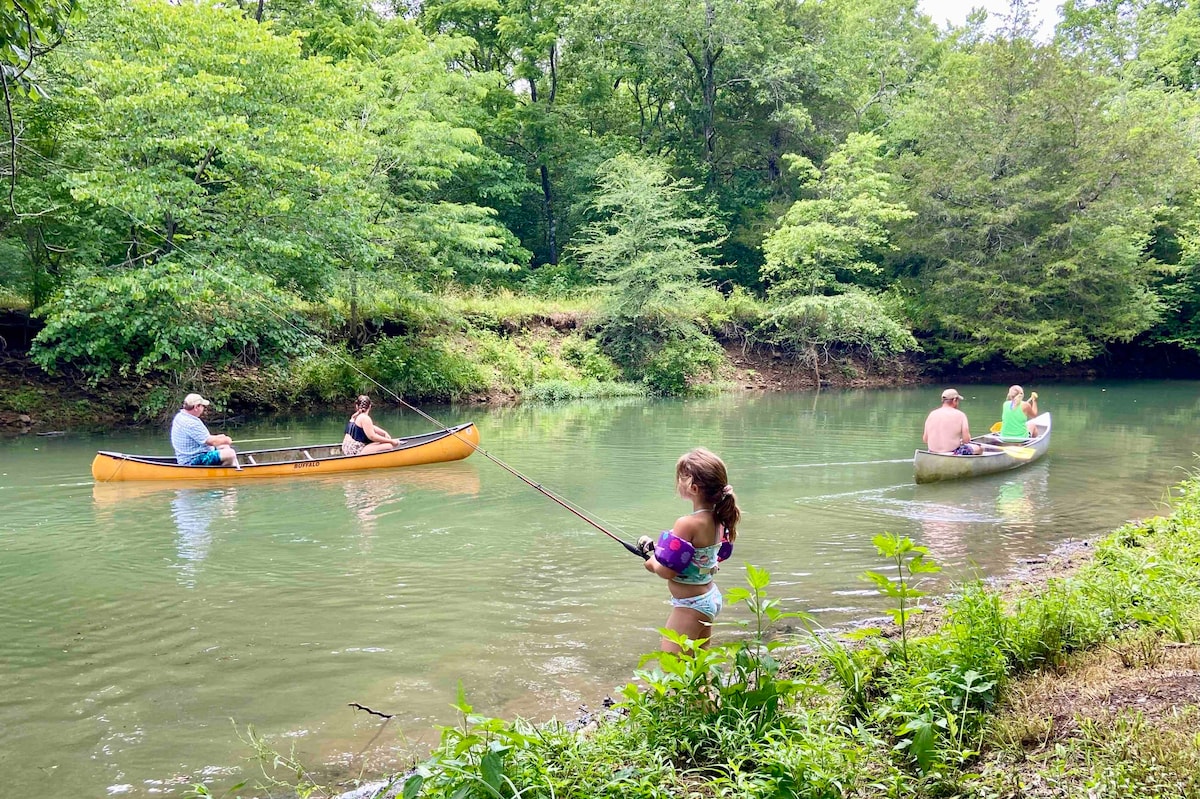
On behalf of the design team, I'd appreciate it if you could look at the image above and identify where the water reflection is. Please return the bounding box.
[995,477,1035,528]
[857,464,1053,567]
[171,488,238,586]
[337,463,481,541]
[91,464,484,573]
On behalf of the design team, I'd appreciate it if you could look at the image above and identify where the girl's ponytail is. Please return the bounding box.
[713,486,740,542]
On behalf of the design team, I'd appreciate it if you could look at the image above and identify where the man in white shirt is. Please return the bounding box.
[170,393,240,468]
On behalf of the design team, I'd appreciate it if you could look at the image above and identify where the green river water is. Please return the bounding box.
[2,382,1198,797]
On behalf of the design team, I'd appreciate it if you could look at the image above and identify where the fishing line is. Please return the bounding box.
[15,143,649,558]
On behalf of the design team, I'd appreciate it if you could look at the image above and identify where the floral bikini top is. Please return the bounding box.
[671,509,730,585]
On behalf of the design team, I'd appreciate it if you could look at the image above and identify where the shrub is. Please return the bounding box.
[560,335,621,382]
[524,380,645,402]
[755,291,917,362]
[366,335,488,400]
[31,261,312,380]
[640,334,725,395]
[286,345,367,403]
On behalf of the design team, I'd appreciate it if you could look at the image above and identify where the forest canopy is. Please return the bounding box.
[3,0,1199,397]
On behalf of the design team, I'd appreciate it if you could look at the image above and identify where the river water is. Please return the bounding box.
[1,381,1197,796]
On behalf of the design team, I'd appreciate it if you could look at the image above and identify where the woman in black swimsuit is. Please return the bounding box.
[341,395,399,456]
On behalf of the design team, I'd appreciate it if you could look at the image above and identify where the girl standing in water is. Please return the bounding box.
[641,448,741,652]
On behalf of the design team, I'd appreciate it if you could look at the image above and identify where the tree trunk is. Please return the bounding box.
[540,164,558,265]
[528,65,559,266]
[349,268,362,349]
[682,0,722,176]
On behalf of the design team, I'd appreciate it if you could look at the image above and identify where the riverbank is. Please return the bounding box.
[8,296,1200,435]
[254,476,1200,799]
[0,338,919,433]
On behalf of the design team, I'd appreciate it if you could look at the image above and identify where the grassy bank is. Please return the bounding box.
[1,288,917,431]
[205,474,1200,799]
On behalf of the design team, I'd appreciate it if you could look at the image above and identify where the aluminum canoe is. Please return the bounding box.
[913,413,1050,484]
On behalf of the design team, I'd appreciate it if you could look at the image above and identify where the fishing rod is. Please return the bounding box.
[388,399,650,560]
[21,146,649,560]
[234,436,293,444]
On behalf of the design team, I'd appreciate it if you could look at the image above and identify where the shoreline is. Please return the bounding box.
[1,345,924,435]
[310,534,1112,798]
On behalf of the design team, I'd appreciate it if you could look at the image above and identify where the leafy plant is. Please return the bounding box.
[31,261,312,381]
[862,532,941,664]
[620,565,817,763]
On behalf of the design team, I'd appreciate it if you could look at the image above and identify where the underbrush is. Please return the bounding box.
[442,288,600,332]
[273,329,633,404]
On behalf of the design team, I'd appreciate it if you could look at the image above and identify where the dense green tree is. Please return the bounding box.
[762,132,914,297]
[7,0,1200,389]
[575,153,725,391]
[358,27,530,285]
[250,0,385,60]
[0,0,80,302]
[49,0,379,295]
[1056,0,1180,78]
[797,0,942,141]
[758,132,917,374]
[891,26,1199,366]
[1,0,78,96]
[8,0,528,376]
[419,0,575,267]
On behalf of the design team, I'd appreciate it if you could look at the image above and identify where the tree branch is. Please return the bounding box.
[3,70,20,220]
[348,702,394,719]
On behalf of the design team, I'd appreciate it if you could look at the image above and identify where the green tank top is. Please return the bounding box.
[999,400,1028,441]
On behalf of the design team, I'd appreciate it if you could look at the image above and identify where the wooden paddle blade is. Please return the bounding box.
[990,421,1002,433]
[1001,446,1036,460]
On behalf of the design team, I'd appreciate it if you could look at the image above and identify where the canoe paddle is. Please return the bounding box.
[981,443,1036,460]
[985,422,1035,458]
[999,446,1036,460]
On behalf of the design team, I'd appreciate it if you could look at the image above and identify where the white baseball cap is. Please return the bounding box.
[183,393,212,408]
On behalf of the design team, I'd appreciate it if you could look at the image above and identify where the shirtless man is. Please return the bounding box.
[922,388,982,455]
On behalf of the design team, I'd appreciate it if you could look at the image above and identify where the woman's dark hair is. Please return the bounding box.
[354,395,372,412]
[676,447,740,541]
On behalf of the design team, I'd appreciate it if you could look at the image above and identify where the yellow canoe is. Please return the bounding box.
[92,423,479,483]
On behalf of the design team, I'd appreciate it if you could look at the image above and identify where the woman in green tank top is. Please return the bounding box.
[999,385,1038,441]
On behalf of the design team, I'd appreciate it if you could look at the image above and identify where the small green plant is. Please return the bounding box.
[620,565,817,763]
[1109,627,1166,669]
[403,683,536,799]
[862,532,941,663]
[724,563,815,692]
[0,386,43,413]
[183,781,247,799]
[815,632,884,720]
